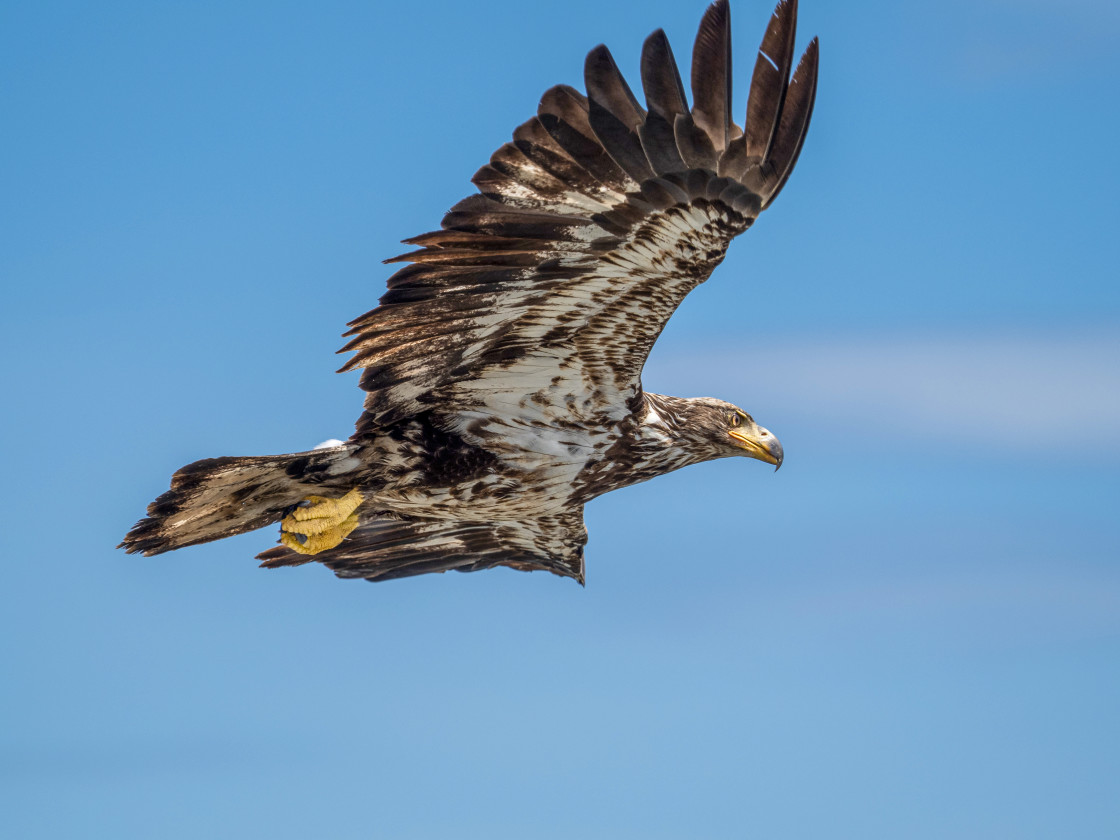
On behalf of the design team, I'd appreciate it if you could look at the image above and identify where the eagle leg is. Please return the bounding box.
[279,487,364,555]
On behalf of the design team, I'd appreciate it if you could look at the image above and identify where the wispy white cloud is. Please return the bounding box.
[929,0,1120,83]
[646,329,1120,457]
[781,570,1120,624]
[986,0,1120,23]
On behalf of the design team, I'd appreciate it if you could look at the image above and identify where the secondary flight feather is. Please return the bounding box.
[121,0,819,584]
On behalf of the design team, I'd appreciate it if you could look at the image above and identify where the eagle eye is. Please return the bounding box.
[729,413,741,427]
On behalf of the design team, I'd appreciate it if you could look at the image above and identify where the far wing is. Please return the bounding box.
[342,0,818,434]
[256,509,588,584]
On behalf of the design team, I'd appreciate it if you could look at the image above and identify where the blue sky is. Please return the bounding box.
[2,0,1118,837]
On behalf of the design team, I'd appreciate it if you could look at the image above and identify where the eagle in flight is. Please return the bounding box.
[121,0,818,584]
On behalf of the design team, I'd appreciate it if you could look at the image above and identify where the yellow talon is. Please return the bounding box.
[280,488,363,555]
[287,487,364,524]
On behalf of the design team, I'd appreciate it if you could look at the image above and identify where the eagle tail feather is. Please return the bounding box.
[119,443,361,556]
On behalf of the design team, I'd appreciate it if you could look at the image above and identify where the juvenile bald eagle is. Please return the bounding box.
[121,0,818,584]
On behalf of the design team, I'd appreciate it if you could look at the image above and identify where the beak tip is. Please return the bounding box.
[729,427,784,470]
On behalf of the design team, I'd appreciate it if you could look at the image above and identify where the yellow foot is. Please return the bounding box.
[279,487,364,555]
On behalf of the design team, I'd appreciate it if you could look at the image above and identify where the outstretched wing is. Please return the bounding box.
[256,509,588,583]
[342,0,818,433]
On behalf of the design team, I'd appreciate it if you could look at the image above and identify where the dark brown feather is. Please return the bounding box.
[538,85,636,192]
[744,0,799,165]
[690,0,734,153]
[638,29,689,173]
[585,45,656,183]
[640,177,689,210]
[760,37,819,207]
[257,511,588,584]
[674,113,719,170]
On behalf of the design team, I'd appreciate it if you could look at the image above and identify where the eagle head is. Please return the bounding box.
[646,395,784,470]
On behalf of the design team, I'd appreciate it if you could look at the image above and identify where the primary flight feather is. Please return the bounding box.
[121,0,819,584]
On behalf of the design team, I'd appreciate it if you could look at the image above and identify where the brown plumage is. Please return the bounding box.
[120,0,818,584]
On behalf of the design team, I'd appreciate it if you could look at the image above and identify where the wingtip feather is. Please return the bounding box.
[690,0,733,153]
[761,35,818,207]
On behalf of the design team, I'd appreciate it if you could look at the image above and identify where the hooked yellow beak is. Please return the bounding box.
[729,427,784,469]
